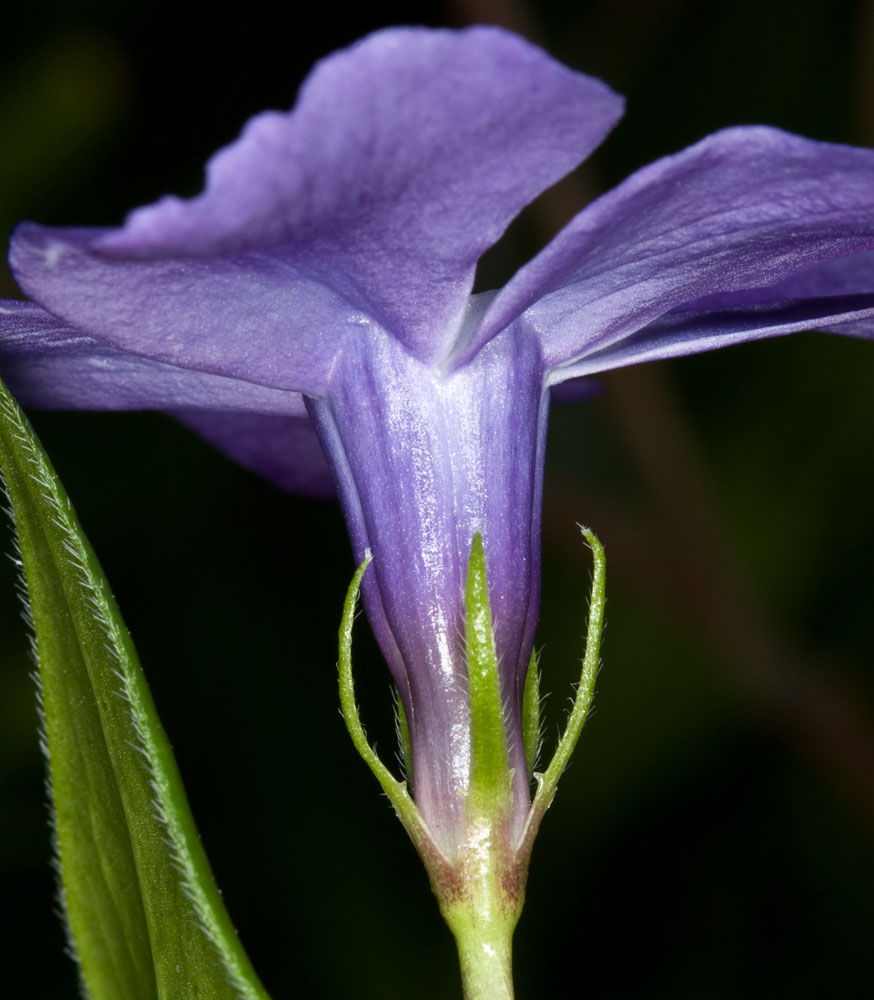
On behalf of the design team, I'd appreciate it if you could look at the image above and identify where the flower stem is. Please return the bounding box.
[451,917,515,1000]
[441,844,520,1000]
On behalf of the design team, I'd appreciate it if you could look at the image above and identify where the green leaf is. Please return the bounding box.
[0,382,269,1000]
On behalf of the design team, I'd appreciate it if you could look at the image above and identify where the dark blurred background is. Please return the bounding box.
[2,0,874,996]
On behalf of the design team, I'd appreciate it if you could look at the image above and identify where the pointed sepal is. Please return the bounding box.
[394,686,415,788]
[337,554,439,863]
[521,648,541,776]
[521,526,606,851]
[464,532,513,818]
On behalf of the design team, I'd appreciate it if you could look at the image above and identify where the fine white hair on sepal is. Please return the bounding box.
[391,685,412,786]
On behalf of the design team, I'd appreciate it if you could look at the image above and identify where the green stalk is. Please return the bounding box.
[450,904,515,1000]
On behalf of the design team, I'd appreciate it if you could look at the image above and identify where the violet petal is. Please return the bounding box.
[554,289,874,378]
[12,27,623,376]
[175,410,335,497]
[0,300,307,413]
[464,127,874,370]
[9,229,355,394]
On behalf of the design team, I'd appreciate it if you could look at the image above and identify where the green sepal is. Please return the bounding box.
[337,556,438,860]
[464,533,512,817]
[521,648,540,776]
[528,527,605,823]
[0,382,269,1000]
[394,687,414,787]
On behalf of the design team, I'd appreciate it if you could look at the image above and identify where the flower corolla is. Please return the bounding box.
[2,27,874,854]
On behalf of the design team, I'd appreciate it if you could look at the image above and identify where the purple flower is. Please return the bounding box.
[2,27,874,856]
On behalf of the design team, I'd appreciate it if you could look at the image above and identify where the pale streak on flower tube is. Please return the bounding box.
[307,307,547,855]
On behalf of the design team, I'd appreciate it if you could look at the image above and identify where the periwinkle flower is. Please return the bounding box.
[3,26,874,860]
